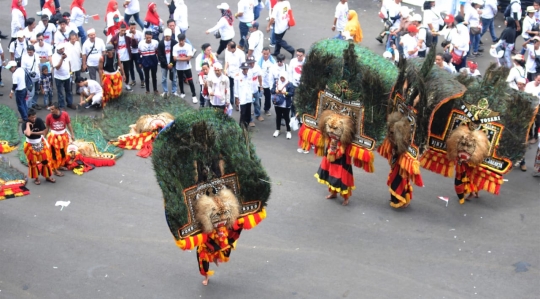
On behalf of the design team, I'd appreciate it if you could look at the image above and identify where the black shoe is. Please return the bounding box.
[33,104,42,110]
[479,40,483,45]
[375,36,383,44]
[290,50,295,59]
[271,52,279,56]
[478,47,484,52]
[84,103,92,109]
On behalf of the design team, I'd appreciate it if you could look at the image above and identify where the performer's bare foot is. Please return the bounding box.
[342,198,349,206]
[202,276,209,286]
[33,178,41,185]
[214,260,220,267]
[326,193,337,199]
[54,170,64,177]
[467,192,479,199]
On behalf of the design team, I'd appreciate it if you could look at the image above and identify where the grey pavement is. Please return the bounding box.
[0,1,539,298]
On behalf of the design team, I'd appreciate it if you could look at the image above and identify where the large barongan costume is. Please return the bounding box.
[152,109,270,285]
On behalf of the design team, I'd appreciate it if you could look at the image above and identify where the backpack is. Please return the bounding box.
[504,1,520,19]
[420,26,433,48]
[23,69,34,92]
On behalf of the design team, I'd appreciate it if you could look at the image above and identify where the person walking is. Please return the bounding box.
[480,0,498,43]
[11,0,27,43]
[235,0,254,50]
[247,21,264,61]
[138,30,159,94]
[258,47,276,116]
[82,28,106,81]
[332,0,348,40]
[247,55,263,125]
[465,0,483,57]
[6,60,29,121]
[173,0,189,39]
[157,28,178,98]
[492,17,517,68]
[52,43,76,110]
[234,62,253,129]
[271,71,294,139]
[423,0,442,45]
[123,0,145,30]
[206,3,235,56]
[70,0,87,44]
[21,45,41,110]
[266,0,294,57]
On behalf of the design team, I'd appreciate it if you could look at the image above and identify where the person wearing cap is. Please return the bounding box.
[6,60,29,120]
[207,61,230,110]
[507,54,527,90]
[410,14,429,57]
[235,0,255,50]
[172,33,197,103]
[98,44,125,105]
[35,14,57,46]
[247,21,264,61]
[206,3,235,56]
[376,0,402,44]
[522,6,539,53]
[480,0,498,44]
[437,14,456,48]
[9,31,29,67]
[461,60,481,77]
[123,0,145,30]
[234,62,254,129]
[224,41,244,108]
[82,28,107,81]
[523,36,540,81]
[258,47,276,116]
[127,21,145,87]
[53,19,70,46]
[464,0,483,57]
[70,0,87,44]
[21,44,41,110]
[157,28,178,98]
[22,108,56,185]
[76,77,104,108]
[401,24,419,59]
[110,23,135,91]
[332,0,349,40]
[492,17,517,68]
[52,43,76,110]
[137,30,160,94]
[266,0,295,58]
[247,55,263,124]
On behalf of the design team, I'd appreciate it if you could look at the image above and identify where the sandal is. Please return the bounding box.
[34,179,41,185]
[59,166,68,171]
[45,177,56,183]
[55,171,65,177]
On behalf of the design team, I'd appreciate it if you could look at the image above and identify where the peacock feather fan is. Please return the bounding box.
[152,108,271,240]
[0,104,21,148]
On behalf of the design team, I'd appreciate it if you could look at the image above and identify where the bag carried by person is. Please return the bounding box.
[470,26,481,35]
[23,69,34,93]
[289,115,299,131]
[451,50,464,65]
[504,1,520,19]
[288,9,296,27]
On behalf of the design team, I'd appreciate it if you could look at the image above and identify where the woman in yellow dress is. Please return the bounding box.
[344,10,363,43]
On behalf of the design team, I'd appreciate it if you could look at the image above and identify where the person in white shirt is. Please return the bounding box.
[235,0,254,49]
[22,18,38,42]
[423,1,443,45]
[235,62,254,128]
[464,0,482,56]
[288,48,304,87]
[70,0,87,44]
[507,54,527,90]
[266,0,295,57]
[6,60,29,121]
[206,3,236,56]
[9,31,29,66]
[224,41,245,108]
[522,6,538,54]
[376,0,402,44]
[54,19,71,47]
[258,47,276,116]
[76,77,104,108]
[34,33,53,74]
[452,15,470,71]
[0,43,5,89]
[35,15,57,46]
[480,0,498,43]
[65,32,82,87]
[198,62,210,107]
[524,36,540,81]
[52,43,75,109]
[247,56,263,124]
[123,0,145,30]
[127,21,145,87]
[401,25,419,59]
[110,23,134,91]
[11,0,26,42]
[60,13,80,37]
[332,0,349,40]
[207,62,231,110]
[173,0,189,38]
[247,22,264,61]
[525,73,540,144]
[21,45,41,110]
[270,54,289,84]
[509,0,522,33]
[82,28,106,81]
[435,52,457,74]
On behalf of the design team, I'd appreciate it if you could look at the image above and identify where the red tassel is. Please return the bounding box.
[136,142,153,158]
[80,156,116,167]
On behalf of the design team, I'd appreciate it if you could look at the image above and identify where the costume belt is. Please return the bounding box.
[51,129,66,135]
[25,137,41,144]
[103,70,119,75]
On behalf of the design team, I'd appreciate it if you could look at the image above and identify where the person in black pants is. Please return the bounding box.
[138,31,159,94]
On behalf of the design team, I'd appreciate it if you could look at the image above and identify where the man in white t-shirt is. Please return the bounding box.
[236,0,255,50]
[9,31,29,66]
[54,19,70,47]
[401,25,419,59]
[266,0,295,57]
[289,48,304,88]
[509,0,522,33]
[35,14,57,46]
[247,56,263,124]
[34,32,53,78]
[21,45,41,110]
[110,23,134,91]
[126,21,145,87]
[76,77,104,108]
[52,43,75,110]
[247,22,264,61]
[480,0,498,43]
[6,61,29,121]
[224,41,246,107]
[207,62,230,109]
[173,33,197,103]
[332,0,349,39]
[258,47,275,116]
[82,28,106,81]
[123,0,145,29]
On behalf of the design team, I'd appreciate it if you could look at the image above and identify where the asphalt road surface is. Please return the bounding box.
[0,0,538,298]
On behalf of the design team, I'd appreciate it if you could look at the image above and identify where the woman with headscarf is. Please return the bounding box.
[344,10,363,43]
[173,0,189,38]
[106,0,122,30]
[492,17,517,68]
[144,2,163,41]
[271,70,295,140]
[71,0,87,44]
[11,0,27,42]
[206,3,235,56]
[40,0,55,18]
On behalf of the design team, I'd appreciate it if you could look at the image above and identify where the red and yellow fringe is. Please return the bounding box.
[472,166,504,195]
[377,138,393,161]
[348,145,375,172]
[0,180,30,200]
[420,148,455,178]
[111,131,157,158]
[298,124,324,156]
[101,71,123,107]
[397,153,424,187]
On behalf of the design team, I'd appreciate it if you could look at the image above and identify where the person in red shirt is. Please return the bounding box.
[45,102,76,176]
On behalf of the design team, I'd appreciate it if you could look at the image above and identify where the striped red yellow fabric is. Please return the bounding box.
[298,125,324,156]
[23,141,53,179]
[101,72,123,107]
[0,180,30,200]
[472,166,504,195]
[47,132,70,170]
[112,131,157,150]
[176,233,208,251]
[398,153,423,187]
[234,208,267,230]
[377,138,393,161]
[419,148,455,178]
[348,145,374,173]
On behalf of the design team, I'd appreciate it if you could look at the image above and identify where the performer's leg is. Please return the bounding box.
[341,191,350,206]
[326,187,338,199]
[454,177,466,204]
[197,249,210,286]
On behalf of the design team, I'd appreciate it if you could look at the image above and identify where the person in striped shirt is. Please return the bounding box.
[137,30,159,94]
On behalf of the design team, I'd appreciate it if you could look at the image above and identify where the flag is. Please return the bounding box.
[438,196,449,207]
[91,14,100,20]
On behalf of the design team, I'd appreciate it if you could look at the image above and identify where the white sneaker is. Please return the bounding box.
[297,148,309,154]
[273,130,279,137]
[286,132,292,139]
[161,92,168,98]
[180,93,186,98]
[192,96,198,104]
[173,92,181,97]
[126,85,133,91]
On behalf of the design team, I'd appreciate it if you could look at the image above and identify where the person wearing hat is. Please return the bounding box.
[9,31,29,67]
[173,33,197,103]
[521,6,539,53]
[410,13,429,57]
[127,21,146,88]
[480,0,498,44]
[206,3,235,56]
[110,23,134,91]
[5,60,29,120]
[82,28,107,81]
[465,0,483,57]
[266,0,295,58]
[234,62,254,129]
[247,55,263,124]
[492,17,517,68]
[522,36,540,81]
[247,21,264,62]
[507,54,527,90]
[137,30,160,94]
[401,24,419,59]
[21,44,42,110]
[34,14,57,46]
[157,28,178,98]
[376,0,402,44]
[52,43,76,110]
[235,0,255,50]
[207,61,230,111]
[98,44,126,106]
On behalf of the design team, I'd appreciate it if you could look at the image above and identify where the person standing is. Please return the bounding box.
[0,43,5,90]
[65,32,82,85]
[247,22,264,61]
[70,0,87,44]
[46,103,75,177]
[127,21,145,88]
[266,0,295,57]
[11,0,27,43]
[35,15,57,46]
[288,48,304,88]
[157,28,178,98]
[235,62,253,129]
[480,0,498,43]
[198,62,210,107]
[53,19,70,46]
[247,55,263,125]
[138,30,159,94]
[173,0,189,39]
[235,0,254,50]
[271,71,294,139]
[206,3,235,56]
[52,43,76,110]
[224,41,245,108]
[491,17,517,68]
[258,47,275,116]
[110,23,135,91]
[144,2,163,41]
[98,45,126,105]
[332,0,348,40]
[21,45,41,110]
[22,18,38,42]
[6,60,29,121]
[507,54,527,90]
[522,6,538,54]
[82,28,107,81]
[423,1,442,45]
[172,33,197,103]
[9,31,29,67]
[207,62,230,110]
[465,0,483,57]
[23,108,55,185]
[34,33,53,74]
[523,36,540,81]
[376,0,402,44]
[195,43,218,72]
[123,0,145,30]
[105,0,122,31]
